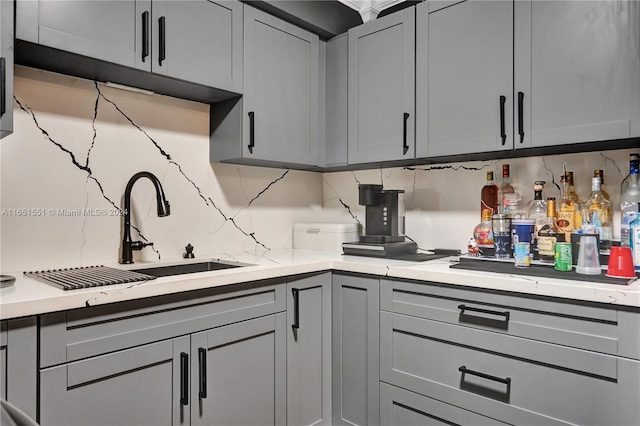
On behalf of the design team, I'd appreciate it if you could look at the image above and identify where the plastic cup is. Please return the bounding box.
[512,219,535,259]
[606,246,637,279]
[575,235,601,275]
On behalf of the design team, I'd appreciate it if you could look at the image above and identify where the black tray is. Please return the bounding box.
[450,256,638,285]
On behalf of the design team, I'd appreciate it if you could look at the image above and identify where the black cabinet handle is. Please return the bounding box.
[459,366,511,386]
[198,347,207,399]
[458,304,510,321]
[499,95,506,145]
[158,16,166,66]
[248,111,255,154]
[1,57,6,117]
[402,112,410,155]
[291,288,300,330]
[180,352,189,406]
[141,11,150,62]
[518,91,524,143]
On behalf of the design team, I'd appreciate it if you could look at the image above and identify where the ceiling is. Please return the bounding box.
[244,0,421,40]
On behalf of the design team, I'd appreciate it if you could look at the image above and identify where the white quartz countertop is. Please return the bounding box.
[1,249,639,320]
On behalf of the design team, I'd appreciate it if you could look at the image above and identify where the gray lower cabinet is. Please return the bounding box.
[347,7,415,164]
[40,336,190,426]
[380,383,508,426]
[0,0,14,139]
[0,317,37,420]
[190,313,286,426]
[211,5,320,168]
[332,272,379,426]
[287,272,332,425]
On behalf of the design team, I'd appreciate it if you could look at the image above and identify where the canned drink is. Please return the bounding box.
[554,242,573,271]
[514,242,530,268]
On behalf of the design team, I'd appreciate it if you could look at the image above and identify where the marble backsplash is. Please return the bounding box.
[1,66,636,272]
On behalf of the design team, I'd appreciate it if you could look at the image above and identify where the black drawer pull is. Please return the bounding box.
[458,304,510,321]
[158,16,166,66]
[402,112,410,155]
[291,288,300,330]
[141,11,150,62]
[459,366,511,386]
[499,95,506,145]
[1,57,5,117]
[180,352,189,406]
[248,111,255,153]
[198,347,207,399]
[518,91,525,143]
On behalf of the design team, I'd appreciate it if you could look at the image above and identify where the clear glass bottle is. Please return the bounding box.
[474,209,494,254]
[499,164,519,217]
[537,197,559,264]
[582,177,613,241]
[622,153,640,193]
[621,154,640,247]
[557,175,578,242]
[630,205,640,272]
[481,171,499,218]
[527,181,547,260]
[593,170,611,201]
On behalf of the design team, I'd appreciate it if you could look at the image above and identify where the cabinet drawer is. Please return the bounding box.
[381,278,619,355]
[380,383,509,426]
[381,312,618,425]
[41,279,286,367]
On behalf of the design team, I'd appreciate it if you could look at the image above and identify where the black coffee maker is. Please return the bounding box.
[342,184,418,257]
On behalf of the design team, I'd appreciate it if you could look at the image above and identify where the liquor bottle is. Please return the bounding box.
[622,153,640,193]
[557,175,578,241]
[621,154,640,247]
[473,209,494,254]
[593,170,611,201]
[481,171,499,218]
[565,171,582,229]
[630,205,640,271]
[582,177,613,241]
[537,197,560,264]
[499,164,519,216]
[527,181,547,260]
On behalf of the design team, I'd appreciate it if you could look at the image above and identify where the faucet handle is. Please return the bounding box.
[131,241,154,251]
[184,243,195,259]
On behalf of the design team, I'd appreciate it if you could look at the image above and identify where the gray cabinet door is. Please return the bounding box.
[18,0,150,71]
[515,0,640,148]
[190,314,286,426]
[348,8,415,164]
[380,383,509,426]
[0,318,37,420]
[332,273,380,426]
[243,5,320,166]
[151,0,242,92]
[287,272,332,425]
[416,0,513,158]
[0,0,14,139]
[40,336,190,426]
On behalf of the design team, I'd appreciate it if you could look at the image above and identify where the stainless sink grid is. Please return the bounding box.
[24,265,156,291]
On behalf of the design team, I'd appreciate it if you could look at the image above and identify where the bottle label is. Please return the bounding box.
[537,236,557,256]
[621,211,639,247]
[556,211,574,235]
[632,224,640,271]
[502,193,519,214]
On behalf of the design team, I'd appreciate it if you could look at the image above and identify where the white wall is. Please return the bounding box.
[0,67,636,272]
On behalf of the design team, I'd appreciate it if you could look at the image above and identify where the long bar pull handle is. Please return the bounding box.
[198,347,207,399]
[518,91,524,143]
[459,366,511,386]
[402,112,410,155]
[458,304,510,321]
[291,288,300,330]
[499,95,506,145]
[180,352,189,406]
[158,16,166,66]
[1,57,6,117]
[141,11,150,62]
[248,111,255,154]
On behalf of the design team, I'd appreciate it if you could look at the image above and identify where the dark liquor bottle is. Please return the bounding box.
[481,171,499,218]
[537,197,560,264]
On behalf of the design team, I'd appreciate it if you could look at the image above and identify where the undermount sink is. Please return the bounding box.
[131,260,245,278]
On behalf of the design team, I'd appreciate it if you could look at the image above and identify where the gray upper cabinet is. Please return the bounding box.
[324,33,349,168]
[416,0,513,158]
[287,272,332,425]
[15,0,243,94]
[515,0,640,148]
[348,7,415,164]
[211,5,320,168]
[1,0,14,139]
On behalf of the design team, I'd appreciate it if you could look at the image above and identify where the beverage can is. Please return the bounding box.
[554,242,572,272]
[514,242,530,268]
